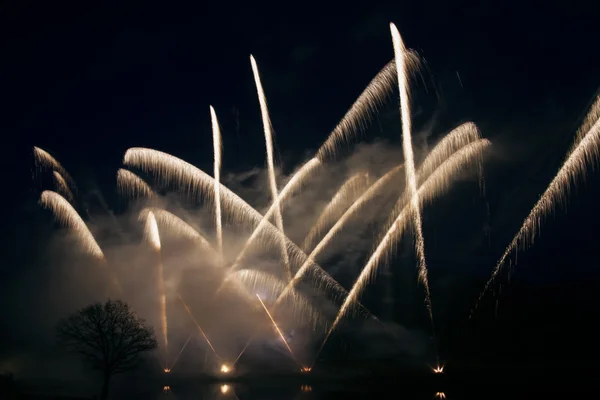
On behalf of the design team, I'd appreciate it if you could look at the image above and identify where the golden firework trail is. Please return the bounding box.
[225,269,324,331]
[39,191,122,293]
[391,23,433,314]
[381,122,483,239]
[277,164,405,306]
[316,60,397,161]
[40,190,104,260]
[52,171,73,203]
[319,138,491,351]
[144,211,168,368]
[250,55,291,281]
[33,147,77,192]
[302,172,370,252]
[417,122,481,184]
[210,105,224,254]
[229,157,320,270]
[139,208,217,255]
[168,333,192,372]
[116,168,155,199]
[124,148,349,301]
[177,293,219,356]
[256,294,296,360]
[473,95,600,314]
[233,165,406,362]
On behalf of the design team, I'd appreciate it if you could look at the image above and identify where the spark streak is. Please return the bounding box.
[40,191,104,260]
[52,171,73,203]
[473,95,600,314]
[319,139,491,352]
[391,22,432,315]
[302,172,370,252]
[33,147,76,192]
[250,55,291,280]
[229,158,320,269]
[144,211,168,368]
[211,105,224,254]
[177,293,218,356]
[256,294,295,359]
[168,334,193,372]
[116,169,155,199]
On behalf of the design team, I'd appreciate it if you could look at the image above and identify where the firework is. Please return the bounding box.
[40,191,104,260]
[473,95,600,313]
[211,105,224,255]
[256,294,296,360]
[320,139,491,349]
[52,171,73,203]
[177,293,219,356]
[144,211,168,368]
[230,158,321,270]
[250,55,291,281]
[33,146,76,191]
[391,22,432,312]
[302,172,370,252]
[139,208,216,255]
[116,168,154,199]
[168,334,193,372]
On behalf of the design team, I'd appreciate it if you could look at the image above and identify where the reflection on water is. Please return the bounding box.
[153,384,450,399]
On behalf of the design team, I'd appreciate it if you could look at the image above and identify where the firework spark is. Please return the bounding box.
[116,168,154,199]
[211,106,224,255]
[319,139,491,351]
[33,147,76,191]
[144,211,168,368]
[473,95,600,314]
[391,22,432,313]
[177,293,219,356]
[250,55,291,281]
[40,190,103,260]
[229,158,320,269]
[168,334,193,372]
[52,171,73,203]
[302,172,370,252]
[256,294,296,359]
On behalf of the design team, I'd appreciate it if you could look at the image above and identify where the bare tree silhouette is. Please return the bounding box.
[57,300,158,400]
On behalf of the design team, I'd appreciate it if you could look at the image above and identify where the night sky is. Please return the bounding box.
[2,0,600,375]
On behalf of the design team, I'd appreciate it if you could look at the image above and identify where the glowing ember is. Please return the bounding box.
[220,364,231,373]
[300,367,311,372]
[301,385,312,392]
[163,368,171,373]
[163,386,171,393]
[220,384,229,394]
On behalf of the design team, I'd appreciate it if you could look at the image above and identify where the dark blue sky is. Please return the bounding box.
[1,1,600,365]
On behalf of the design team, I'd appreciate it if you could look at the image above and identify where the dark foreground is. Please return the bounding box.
[2,367,596,399]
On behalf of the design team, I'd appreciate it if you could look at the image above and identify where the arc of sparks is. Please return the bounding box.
[210,105,224,255]
[117,168,155,199]
[52,171,74,203]
[250,55,291,281]
[317,138,491,357]
[473,95,600,315]
[123,148,352,303]
[302,172,370,252]
[33,146,77,192]
[228,158,320,270]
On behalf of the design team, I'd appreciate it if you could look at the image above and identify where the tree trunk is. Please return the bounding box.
[100,370,111,400]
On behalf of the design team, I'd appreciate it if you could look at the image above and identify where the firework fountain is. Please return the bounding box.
[31,23,600,377]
